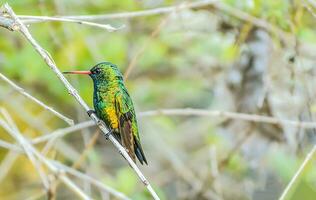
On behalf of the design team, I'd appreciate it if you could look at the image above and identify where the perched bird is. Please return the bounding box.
[64,62,147,165]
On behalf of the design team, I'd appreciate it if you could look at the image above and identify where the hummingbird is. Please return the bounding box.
[63,62,147,165]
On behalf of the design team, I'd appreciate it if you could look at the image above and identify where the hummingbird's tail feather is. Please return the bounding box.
[118,116,137,162]
[112,130,138,163]
[134,139,148,165]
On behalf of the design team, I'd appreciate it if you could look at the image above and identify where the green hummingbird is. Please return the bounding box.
[64,62,147,165]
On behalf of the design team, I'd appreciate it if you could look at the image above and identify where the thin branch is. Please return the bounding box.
[0,138,130,200]
[16,0,290,41]
[72,130,99,169]
[124,8,171,79]
[219,124,254,169]
[19,16,122,32]
[0,72,74,125]
[32,120,94,144]
[0,107,19,132]
[60,176,91,200]
[44,131,100,200]
[30,106,316,148]
[51,160,132,200]
[304,0,316,19]
[279,144,316,200]
[306,0,316,8]
[0,3,160,200]
[0,137,130,200]
[139,108,316,129]
[0,118,91,200]
[0,111,50,190]
[0,16,16,30]
[0,139,21,152]
[33,115,92,157]
[0,150,19,183]
[19,1,209,21]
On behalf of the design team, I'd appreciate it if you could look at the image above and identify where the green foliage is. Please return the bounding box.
[268,147,316,200]
[268,149,298,181]
[113,167,138,194]
[1,0,316,199]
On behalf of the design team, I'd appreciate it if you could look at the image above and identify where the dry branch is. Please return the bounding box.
[51,160,131,200]
[17,0,290,41]
[19,16,122,31]
[124,9,171,79]
[279,144,316,200]
[0,3,160,200]
[0,109,50,190]
[0,140,21,152]
[0,108,129,199]
[19,1,211,21]
[0,72,74,125]
[0,118,90,199]
[0,16,15,30]
[0,150,19,183]
[4,0,315,63]
[28,107,316,149]
[0,137,130,200]
[140,108,316,129]
[32,120,94,144]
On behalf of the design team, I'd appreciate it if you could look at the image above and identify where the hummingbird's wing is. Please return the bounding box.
[115,90,147,165]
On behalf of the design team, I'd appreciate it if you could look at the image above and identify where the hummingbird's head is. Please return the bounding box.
[63,61,123,83]
[89,62,123,83]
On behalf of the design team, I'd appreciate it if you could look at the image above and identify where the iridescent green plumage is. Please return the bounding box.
[64,62,147,165]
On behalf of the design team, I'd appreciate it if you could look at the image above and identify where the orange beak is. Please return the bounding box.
[63,71,92,75]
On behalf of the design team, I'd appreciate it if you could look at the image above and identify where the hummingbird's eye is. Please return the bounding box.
[94,68,101,74]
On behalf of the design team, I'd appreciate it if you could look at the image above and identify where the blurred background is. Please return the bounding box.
[0,0,316,199]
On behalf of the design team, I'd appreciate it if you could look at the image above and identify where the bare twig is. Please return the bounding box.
[0,16,16,30]
[30,106,316,148]
[306,0,316,8]
[219,124,254,169]
[0,72,74,125]
[303,0,316,19]
[29,106,316,149]
[19,16,122,32]
[72,130,99,169]
[1,3,159,200]
[0,139,21,152]
[51,160,132,200]
[38,121,93,156]
[123,1,185,79]
[45,131,100,200]
[16,0,290,41]
[32,120,94,144]
[140,108,316,129]
[0,111,50,190]
[124,13,169,79]
[0,150,19,183]
[0,138,130,200]
[279,144,316,200]
[0,118,91,200]
[19,1,210,21]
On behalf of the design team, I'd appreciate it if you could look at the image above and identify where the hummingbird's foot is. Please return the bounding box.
[96,119,104,126]
[104,129,114,139]
[87,109,95,117]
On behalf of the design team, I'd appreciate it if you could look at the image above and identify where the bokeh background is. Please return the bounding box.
[0,0,316,199]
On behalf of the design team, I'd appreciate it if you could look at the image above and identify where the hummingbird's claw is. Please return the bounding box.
[104,128,114,140]
[96,119,104,126]
[87,109,95,117]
